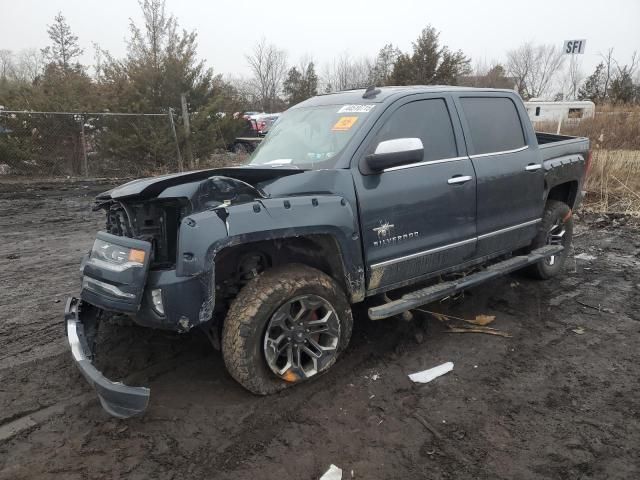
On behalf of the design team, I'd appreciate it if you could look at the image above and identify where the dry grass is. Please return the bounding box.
[582,149,640,215]
[533,105,640,215]
[533,105,640,151]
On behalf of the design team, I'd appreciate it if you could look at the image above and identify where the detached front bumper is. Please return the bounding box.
[65,297,150,418]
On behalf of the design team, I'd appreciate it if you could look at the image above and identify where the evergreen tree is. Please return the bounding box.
[283,60,318,106]
[283,66,303,105]
[389,26,470,86]
[41,13,84,70]
[578,63,607,102]
[100,0,213,113]
[370,44,401,85]
[609,68,636,104]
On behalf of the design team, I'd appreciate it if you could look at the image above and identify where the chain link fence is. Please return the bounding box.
[0,110,185,177]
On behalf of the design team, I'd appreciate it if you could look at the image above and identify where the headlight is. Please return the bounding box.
[89,239,146,272]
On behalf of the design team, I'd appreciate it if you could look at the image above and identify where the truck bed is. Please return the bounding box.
[536,132,590,162]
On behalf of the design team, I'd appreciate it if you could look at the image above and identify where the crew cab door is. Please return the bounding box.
[352,95,477,293]
[454,95,545,257]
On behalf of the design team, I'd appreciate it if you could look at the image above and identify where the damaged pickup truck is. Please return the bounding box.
[65,86,590,417]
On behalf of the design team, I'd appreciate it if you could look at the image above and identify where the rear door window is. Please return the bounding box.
[459,97,526,155]
[373,98,458,162]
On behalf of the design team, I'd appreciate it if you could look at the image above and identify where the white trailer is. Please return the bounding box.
[524,101,595,124]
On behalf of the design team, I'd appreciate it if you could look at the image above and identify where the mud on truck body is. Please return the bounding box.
[65,86,590,417]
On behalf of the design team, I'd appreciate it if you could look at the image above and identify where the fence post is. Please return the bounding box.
[168,108,184,172]
[181,93,194,169]
[80,116,89,177]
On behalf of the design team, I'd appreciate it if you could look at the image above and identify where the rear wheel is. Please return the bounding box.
[222,264,353,394]
[525,200,573,280]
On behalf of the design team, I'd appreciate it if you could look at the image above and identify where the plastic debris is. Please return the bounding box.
[572,327,586,335]
[408,362,454,383]
[575,253,597,261]
[320,464,343,480]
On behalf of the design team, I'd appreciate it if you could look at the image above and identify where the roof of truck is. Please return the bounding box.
[296,85,518,108]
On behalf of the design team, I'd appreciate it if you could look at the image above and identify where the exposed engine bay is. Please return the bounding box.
[93,173,276,269]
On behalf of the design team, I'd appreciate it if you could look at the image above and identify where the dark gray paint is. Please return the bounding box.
[80,86,589,331]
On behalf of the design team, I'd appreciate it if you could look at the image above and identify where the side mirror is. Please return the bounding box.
[365,138,424,172]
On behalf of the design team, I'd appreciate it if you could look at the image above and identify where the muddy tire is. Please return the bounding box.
[221,264,353,395]
[525,200,573,280]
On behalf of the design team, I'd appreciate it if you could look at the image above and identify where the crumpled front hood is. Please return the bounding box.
[97,166,304,201]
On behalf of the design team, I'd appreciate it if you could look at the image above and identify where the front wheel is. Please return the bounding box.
[222,264,353,394]
[525,200,573,280]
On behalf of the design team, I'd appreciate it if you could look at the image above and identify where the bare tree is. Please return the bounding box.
[461,59,515,89]
[322,53,373,92]
[246,38,287,112]
[227,74,262,110]
[0,49,14,80]
[507,42,565,99]
[600,48,615,99]
[565,55,584,100]
[13,49,44,82]
[613,50,638,78]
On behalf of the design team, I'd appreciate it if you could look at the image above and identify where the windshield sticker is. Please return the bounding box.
[332,116,358,131]
[337,104,375,113]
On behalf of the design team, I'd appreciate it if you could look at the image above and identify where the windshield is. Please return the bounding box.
[249,104,374,169]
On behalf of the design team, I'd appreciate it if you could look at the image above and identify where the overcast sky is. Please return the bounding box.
[1,0,639,79]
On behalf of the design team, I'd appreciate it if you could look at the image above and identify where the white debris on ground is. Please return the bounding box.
[320,464,343,480]
[575,253,597,261]
[408,362,454,383]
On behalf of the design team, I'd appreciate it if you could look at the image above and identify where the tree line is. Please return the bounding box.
[0,0,638,175]
[1,1,639,115]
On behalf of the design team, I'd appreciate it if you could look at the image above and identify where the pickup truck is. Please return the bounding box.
[65,86,590,418]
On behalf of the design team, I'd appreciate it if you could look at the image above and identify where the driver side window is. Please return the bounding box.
[373,99,458,162]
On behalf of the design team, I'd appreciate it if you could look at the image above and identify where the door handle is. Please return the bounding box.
[447,175,473,185]
[525,163,542,172]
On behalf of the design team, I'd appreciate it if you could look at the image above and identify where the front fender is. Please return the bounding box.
[176,194,364,301]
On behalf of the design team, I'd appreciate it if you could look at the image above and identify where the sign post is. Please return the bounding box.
[559,39,587,109]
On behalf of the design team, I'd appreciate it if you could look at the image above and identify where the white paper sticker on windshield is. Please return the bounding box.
[337,104,376,113]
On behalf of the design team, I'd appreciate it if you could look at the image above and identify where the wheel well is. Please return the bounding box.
[213,235,348,310]
[547,181,578,209]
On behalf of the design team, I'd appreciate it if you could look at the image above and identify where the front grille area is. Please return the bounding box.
[103,200,183,268]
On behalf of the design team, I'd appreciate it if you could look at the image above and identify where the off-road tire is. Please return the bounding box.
[221,264,353,395]
[525,200,573,280]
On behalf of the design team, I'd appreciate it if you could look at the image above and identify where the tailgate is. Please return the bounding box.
[80,231,152,313]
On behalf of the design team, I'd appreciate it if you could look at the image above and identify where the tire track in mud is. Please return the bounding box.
[0,181,113,444]
[0,346,206,442]
[194,319,413,475]
[2,180,640,479]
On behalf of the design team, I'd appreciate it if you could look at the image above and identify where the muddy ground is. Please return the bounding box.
[0,179,639,480]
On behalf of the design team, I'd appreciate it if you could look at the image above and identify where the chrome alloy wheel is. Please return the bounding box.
[545,219,567,266]
[263,294,340,382]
